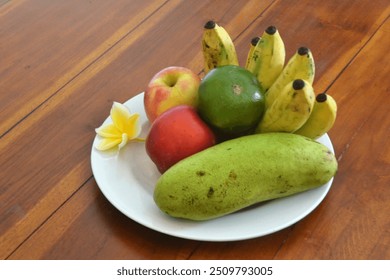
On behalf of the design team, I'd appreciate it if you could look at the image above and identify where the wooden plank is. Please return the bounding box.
[0,0,166,137]
[232,0,390,92]
[0,0,167,259]
[0,0,11,8]
[8,178,200,260]
[1,0,272,260]
[187,0,390,260]
[3,0,389,260]
[272,17,390,259]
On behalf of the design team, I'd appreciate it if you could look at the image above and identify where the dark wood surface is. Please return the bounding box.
[1,0,389,260]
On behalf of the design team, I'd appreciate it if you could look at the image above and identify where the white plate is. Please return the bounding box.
[91,92,335,242]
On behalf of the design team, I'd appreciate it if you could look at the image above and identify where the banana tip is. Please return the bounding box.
[204,20,216,29]
[316,93,327,102]
[298,47,309,56]
[265,25,277,35]
[251,37,260,46]
[293,79,305,90]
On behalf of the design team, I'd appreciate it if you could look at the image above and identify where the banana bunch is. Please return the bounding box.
[200,21,337,138]
[245,26,285,92]
[265,46,315,108]
[256,79,315,133]
[254,45,336,138]
[255,79,337,138]
[201,20,238,74]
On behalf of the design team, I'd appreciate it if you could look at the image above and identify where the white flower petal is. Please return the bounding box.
[95,123,121,138]
[95,102,144,152]
[118,133,128,150]
[123,113,141,139]
[111,102,131,132]
[95,137,122,151]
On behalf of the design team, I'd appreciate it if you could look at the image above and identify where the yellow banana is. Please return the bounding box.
[294,93,337,139]
[265,47,315,108]
[246,26,285,92]
[256,79,315,133]
[202,20,238,74]
[245,36,260,69]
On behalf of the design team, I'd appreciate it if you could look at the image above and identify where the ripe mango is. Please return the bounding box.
[153,133,337,221]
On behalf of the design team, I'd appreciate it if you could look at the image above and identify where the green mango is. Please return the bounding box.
[153,132,337,221]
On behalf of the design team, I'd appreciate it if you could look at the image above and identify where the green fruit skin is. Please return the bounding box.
[198,65,265,134]
[154,133,337,221]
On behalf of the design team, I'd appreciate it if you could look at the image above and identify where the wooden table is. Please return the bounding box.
[1,0,389,260]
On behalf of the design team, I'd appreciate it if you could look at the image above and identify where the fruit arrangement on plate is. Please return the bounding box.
[95,21,338,222]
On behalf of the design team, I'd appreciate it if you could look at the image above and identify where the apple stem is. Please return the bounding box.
[165,76,178,87]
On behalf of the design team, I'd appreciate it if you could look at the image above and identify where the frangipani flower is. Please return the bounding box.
[95,102,144,151]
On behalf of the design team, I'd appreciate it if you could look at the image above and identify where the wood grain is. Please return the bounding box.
[1,0,389,260]
[0,0,166,137]
[274,17,390,259]
[0,0,272,260]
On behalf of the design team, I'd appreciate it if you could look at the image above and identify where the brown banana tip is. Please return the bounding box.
[316,93,328,102]
[298,47,309,55]
[251,37,260,46]
[204,20,216,29]
[293,79,305,90]
[265,25,277,35]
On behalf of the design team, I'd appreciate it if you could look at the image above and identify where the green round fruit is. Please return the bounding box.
[198,65,265,135]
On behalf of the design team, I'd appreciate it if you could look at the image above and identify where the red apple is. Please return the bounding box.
[145,105,215,173]
[144,66,201,123]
